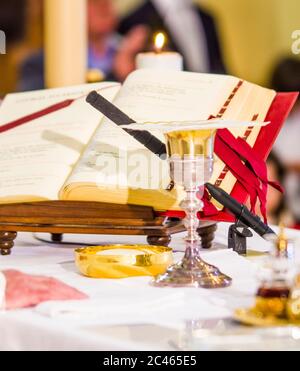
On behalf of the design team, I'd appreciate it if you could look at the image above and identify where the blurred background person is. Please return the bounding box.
[272,58,300,228]
[18,0,149,90]
[80,0,149,82]
[119,0,225,74]
[87,0,120,76]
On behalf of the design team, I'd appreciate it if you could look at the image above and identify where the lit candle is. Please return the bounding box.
[136,32,183,71]
[44,0,87,88]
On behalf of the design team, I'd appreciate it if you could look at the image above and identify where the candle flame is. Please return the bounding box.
[154,32,166,53]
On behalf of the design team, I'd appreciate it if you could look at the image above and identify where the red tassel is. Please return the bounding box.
[204,129,284,223]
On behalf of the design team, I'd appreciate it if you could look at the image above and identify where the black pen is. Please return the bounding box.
[86,91,167,158]
[206,183,276,240]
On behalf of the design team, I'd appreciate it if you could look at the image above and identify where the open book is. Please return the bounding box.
[0,70,276,211]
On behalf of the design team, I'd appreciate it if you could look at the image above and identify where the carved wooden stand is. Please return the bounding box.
[0,201,217,256]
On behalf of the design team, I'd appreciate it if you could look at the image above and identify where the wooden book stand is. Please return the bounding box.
[0,201,217,255]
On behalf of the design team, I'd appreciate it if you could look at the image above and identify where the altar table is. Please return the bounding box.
[0,223,299,351]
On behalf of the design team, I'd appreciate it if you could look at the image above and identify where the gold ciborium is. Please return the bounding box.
[153,129,232,288]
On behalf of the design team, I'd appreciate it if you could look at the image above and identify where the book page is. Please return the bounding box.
[114,69,239,122]
[210,80,276,207]
[0,82,120,203]
[61,70,238,205]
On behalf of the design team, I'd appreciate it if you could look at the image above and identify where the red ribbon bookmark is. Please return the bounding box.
[0,99,75,134]
[0,83,119,135]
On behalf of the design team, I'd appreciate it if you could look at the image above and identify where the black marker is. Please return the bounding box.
[206,183,276,240]
[86,91,167,158]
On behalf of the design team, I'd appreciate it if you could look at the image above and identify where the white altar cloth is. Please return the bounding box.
[0,223,299,351]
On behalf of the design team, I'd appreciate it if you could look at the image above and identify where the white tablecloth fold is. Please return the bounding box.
[36,291,184,320]
[30,249,257,329]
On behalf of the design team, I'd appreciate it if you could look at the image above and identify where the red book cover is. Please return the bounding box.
[161,92,299,222]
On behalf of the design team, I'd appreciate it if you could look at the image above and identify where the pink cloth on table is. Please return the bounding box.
[3,270,88,310]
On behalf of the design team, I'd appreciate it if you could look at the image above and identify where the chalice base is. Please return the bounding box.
[152,255,232,289]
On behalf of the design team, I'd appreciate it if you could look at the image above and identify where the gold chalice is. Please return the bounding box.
[153,128,232,288]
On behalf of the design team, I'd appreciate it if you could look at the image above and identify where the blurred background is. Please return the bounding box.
[0,0,300,227]
[1,0,300,93]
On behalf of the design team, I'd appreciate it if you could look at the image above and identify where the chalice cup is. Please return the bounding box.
[153,129,232,288]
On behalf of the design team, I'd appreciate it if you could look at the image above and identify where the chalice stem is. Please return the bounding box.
[182,188,202,241]
[181,187,205,269]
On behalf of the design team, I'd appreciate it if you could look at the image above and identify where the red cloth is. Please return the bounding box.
[161,93,298,223]
[3,270,88,310]
[209,129,284,223]
[162,130,284,223]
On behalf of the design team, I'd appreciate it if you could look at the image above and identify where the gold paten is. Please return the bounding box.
[75,245,173,279]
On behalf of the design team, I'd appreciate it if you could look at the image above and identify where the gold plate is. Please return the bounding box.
[75,245,173,279]
[234,308,300,327]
